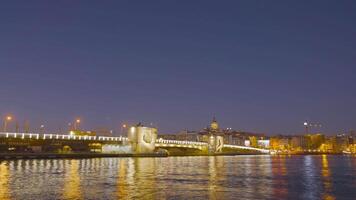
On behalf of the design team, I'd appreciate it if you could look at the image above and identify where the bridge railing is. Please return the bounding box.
[223,144,270,153]
[0,132,129,142]
[156,138,207,146]
[155,138,208,150]
[155,138,270,153]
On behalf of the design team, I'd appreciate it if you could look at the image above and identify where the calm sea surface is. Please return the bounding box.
[0,155,355,200]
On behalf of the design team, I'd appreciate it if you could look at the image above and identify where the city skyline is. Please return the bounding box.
[1,1,356,134]
[0,114,336,136]
[0,2,355,200]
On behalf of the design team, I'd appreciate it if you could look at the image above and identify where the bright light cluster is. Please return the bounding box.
[0,132,129,142]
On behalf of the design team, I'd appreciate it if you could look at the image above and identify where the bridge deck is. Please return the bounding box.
[0,132,269,154]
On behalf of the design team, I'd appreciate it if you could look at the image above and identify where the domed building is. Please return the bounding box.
[210,117,219,131]
[198,117,224,153]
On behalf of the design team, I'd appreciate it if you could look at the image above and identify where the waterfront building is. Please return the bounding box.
[291,135,308,150]
[244,139,270,148]
[270,135,291,151]
[257,139,270,148]
[335,134,349,152]
[158,117,268,149]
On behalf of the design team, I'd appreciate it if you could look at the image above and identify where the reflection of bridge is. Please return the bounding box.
[0,132,270,154]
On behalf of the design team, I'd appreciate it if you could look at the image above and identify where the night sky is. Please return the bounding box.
[1,1,355,135]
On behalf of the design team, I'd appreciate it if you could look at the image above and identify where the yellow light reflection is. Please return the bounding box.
[208,156,226,199]
[208,156,217,200]
[271,156,288,198]
[0,162,10,200]
[280,156,287,176]
[321,155,335,200]
[63,160,82,200]
[117,160,128,199]
[136,158,160,199]
[321,155,330,177]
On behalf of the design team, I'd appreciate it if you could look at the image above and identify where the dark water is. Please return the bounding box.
[0,155,355,200]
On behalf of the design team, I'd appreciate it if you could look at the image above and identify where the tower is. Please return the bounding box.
[128,123,157,154]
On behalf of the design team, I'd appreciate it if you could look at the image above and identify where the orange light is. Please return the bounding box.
[76,119,81,123]
[122,124,127,128]
[6,116,12,121]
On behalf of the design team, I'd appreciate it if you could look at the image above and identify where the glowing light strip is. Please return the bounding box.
[223,144,270,153]
[0,132,128,142]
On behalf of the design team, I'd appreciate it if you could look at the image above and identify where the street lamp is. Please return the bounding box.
[121,124,127,135]
[74,118,81,130]
[3,115,13,132]
[40,124,45,134]
[304,121,309,134]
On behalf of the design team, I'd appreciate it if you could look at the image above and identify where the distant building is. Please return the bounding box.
[158,117,267,149]
[291,135,308,150]
[244,139,270,148]
[257,140,270,148]
[197,117,224,153]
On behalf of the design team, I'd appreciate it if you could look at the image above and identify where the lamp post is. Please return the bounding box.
[74,118,81,131]
[304,121,322,134]
[121,124,127,135]
[40,125,45,134]
[3,116,12,132]
[68,123,72,132]
[304,121,309,134]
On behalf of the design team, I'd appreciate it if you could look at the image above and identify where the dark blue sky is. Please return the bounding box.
[1,1,355,135]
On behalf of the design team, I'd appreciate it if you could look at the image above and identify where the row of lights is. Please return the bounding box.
[157,138,207,146]
[223,144,270,153]
[0,132,129,142]
[2,115,129,134]
[1,115,79,132]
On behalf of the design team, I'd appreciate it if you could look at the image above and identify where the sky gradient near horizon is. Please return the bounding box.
[0,1,355,135]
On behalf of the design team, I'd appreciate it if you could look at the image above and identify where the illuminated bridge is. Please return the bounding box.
[0,132,270,154]
[156,138,270,153]
[0,132,128,142]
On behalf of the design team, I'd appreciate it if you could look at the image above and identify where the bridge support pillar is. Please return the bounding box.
[208,135,224,153]
[128,125,157,154]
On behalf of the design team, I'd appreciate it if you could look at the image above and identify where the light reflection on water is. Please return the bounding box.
[63,160,82,200]
[0,155,355,200]
[0,162,10,200]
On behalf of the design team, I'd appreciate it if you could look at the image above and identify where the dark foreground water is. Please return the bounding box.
[0,155,355,200]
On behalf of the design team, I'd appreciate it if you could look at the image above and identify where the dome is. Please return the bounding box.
[210,117,219,130]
